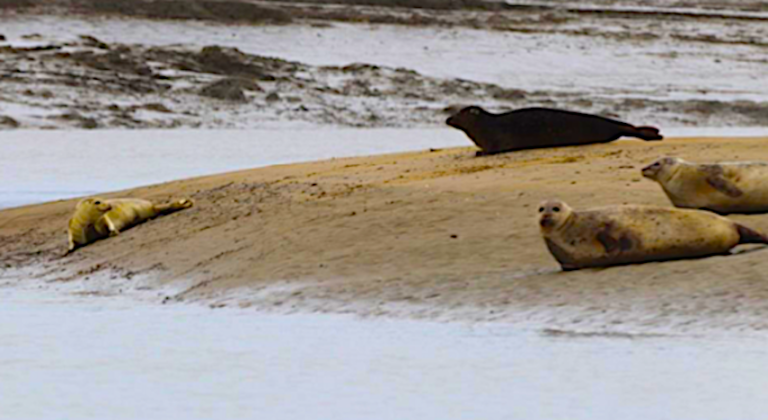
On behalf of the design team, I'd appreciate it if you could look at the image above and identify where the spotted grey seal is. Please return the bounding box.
[642,157,768,214]
[538,199,767,270]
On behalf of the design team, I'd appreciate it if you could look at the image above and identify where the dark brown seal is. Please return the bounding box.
[446,106,663,156]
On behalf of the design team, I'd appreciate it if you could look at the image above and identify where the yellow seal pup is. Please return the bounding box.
[67,197,193,253]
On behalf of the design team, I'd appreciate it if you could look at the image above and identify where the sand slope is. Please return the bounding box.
[4,137,768,332]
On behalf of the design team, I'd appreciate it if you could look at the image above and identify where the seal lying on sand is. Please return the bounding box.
[642,157,768,214]
[446,106,663,156]
[537,199,768,270]
[67,197,193,253]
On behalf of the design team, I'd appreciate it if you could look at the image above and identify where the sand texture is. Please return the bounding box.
[4,136,768,333]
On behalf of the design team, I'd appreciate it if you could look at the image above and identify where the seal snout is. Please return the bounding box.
[538,199,570,230]
[539,215,555,228]
[446,106,484,129]
[641,163,656,177]
[641,158,673,179]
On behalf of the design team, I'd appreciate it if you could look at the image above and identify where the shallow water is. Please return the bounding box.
[1,284,767,420]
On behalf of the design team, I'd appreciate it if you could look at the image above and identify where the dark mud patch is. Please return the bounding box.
[680,100,768,124]
[53,111,99,129]
[0,115,19,128]
[0,0,33,9]
[147,46,284,80]
[68,48,154,76]
[142,102,173,113]
[0,44,61,53]
[671,33,768,48]
[74,0,292,24]
[259,0,510,11]
[199,77,260,102]
[540,328,666,340]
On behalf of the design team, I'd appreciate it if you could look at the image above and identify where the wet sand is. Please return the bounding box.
[4,136,768,333]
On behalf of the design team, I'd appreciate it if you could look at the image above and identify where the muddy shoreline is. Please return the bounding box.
[4,136,768,333]
[1,30,767,129]
[6,0,768,26]
[2,0,768,129]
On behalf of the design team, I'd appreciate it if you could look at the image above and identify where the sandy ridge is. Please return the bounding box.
[4,136,768,333]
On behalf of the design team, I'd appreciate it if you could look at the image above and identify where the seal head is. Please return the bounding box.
[445,106,487,130]
[66,197,113,254]
[641,157,683,182]
[78,197,112,214]
[538,199,573,231]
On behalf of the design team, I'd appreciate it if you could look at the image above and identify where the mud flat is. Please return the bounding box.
[2,1,768,129]
[4,136,768,334]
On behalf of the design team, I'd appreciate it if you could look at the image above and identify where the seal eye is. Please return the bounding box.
[553,206,560,212]
[94,200,101,205]
[538,207,544,213]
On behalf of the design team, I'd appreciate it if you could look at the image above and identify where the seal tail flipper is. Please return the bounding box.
[154,198,194,215]
[629,126,664,141]
[736,224,768,245]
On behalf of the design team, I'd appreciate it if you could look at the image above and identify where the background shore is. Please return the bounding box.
[2,0,768,129]
[4,136,768,334]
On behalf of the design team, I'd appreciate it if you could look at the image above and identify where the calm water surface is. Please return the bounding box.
[1,284,768,420]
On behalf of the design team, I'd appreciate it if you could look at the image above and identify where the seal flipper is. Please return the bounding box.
[544,238,576,268]
[623,126,663,141]
[153,198,194,215]
[706,176,743,197]
[736,224,768,245]
[596,222,636,255]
